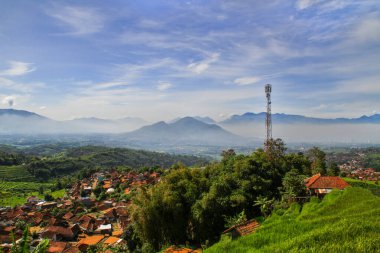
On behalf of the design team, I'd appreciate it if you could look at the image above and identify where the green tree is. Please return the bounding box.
[11,226,49,253]
[265,138,287,162]
[282,169,307,201]
[55,180,63,190]
[38,186,44,195]
[44,194,54,201]
[307,147,327,175]
[224,210,247,228]
[254,196,275,217]
[327,162,340,176]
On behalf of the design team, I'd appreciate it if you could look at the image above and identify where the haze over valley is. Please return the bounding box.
[1,109,380,156]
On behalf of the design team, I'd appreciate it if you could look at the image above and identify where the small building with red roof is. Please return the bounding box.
[305,173,350,195]
[222,219,261,240]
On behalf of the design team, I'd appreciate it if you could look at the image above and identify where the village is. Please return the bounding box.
[0,167,353,253]
[339,161,380,182]
[0,170,161,253]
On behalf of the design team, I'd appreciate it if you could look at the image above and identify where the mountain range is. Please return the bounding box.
[0,109,148,134]
[221,112,380,124]
[1,108,380,145]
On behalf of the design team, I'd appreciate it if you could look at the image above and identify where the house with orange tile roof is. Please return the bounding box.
[102,236,124,246]
[76,235,105,252]
[40,226,75,241]
[305,173,350,195]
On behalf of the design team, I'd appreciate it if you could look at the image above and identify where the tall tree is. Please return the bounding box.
[282,169,307,201]
[327,162,340,176]
[307,147,327,175]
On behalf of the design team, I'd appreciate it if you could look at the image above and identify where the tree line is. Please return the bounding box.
[127,139,339,251]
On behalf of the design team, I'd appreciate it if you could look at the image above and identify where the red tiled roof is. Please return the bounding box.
[41,226,74,239]
[305,173,321,188]
[306,174,350,190]
[223,219,260,236]
[48,241,67,253]
[62,212,74,220]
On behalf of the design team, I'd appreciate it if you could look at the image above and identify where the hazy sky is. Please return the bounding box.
[0,0,379,121]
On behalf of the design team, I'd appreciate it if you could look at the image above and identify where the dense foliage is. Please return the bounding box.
[129,139,314,250]
[205,187,380,253]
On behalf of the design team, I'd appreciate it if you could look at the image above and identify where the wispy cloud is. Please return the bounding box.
[0,61,35,76]
[234,76,261,86]
[187,53,220,74]
[92,81,129,91]
[157,81,172,91]
[296,0,321,10]
[0,77,44,93]
[48,6,105,35]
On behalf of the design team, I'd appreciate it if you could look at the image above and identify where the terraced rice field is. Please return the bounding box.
[0,165,34,181]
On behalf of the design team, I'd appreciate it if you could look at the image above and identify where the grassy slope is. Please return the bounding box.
[344,178,380,196]
[205,187,380,253]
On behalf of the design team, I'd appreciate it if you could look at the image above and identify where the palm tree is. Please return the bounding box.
[254,196,274,218]
[11,226,49,253]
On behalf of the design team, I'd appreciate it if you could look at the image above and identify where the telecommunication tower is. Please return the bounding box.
[265,84,272,150]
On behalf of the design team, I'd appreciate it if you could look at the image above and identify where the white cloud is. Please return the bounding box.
[93,81,129,90]
[1,96,15,107]
[48,6,105,35]
[187,53,220,74]
[0,61,35,76]
[296,0,320,10]
[0,77,44,93]
[157,81,172,91]
[234,76,261,86]
[39,106,47,110]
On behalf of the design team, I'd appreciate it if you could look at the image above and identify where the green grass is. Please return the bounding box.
[51,189,66,198]
[0,181,66,207]
[344,178,380,196]
[205,187,380,253]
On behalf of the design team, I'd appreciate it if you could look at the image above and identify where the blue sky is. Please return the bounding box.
[0,0,379,121]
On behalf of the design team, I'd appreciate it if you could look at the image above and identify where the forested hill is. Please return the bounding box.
[0,145,209,181]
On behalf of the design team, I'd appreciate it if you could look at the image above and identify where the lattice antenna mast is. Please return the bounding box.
[265,84,272,150]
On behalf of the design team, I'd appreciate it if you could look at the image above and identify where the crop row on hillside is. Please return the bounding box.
[205,187,380,253]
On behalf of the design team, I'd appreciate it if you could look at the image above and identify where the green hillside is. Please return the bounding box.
[343,178,380,196]
[0,145,209,182]
[205,187,380,253]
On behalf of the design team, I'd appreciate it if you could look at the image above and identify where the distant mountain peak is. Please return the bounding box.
[127,117,246,146]
[0,108,46,119]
